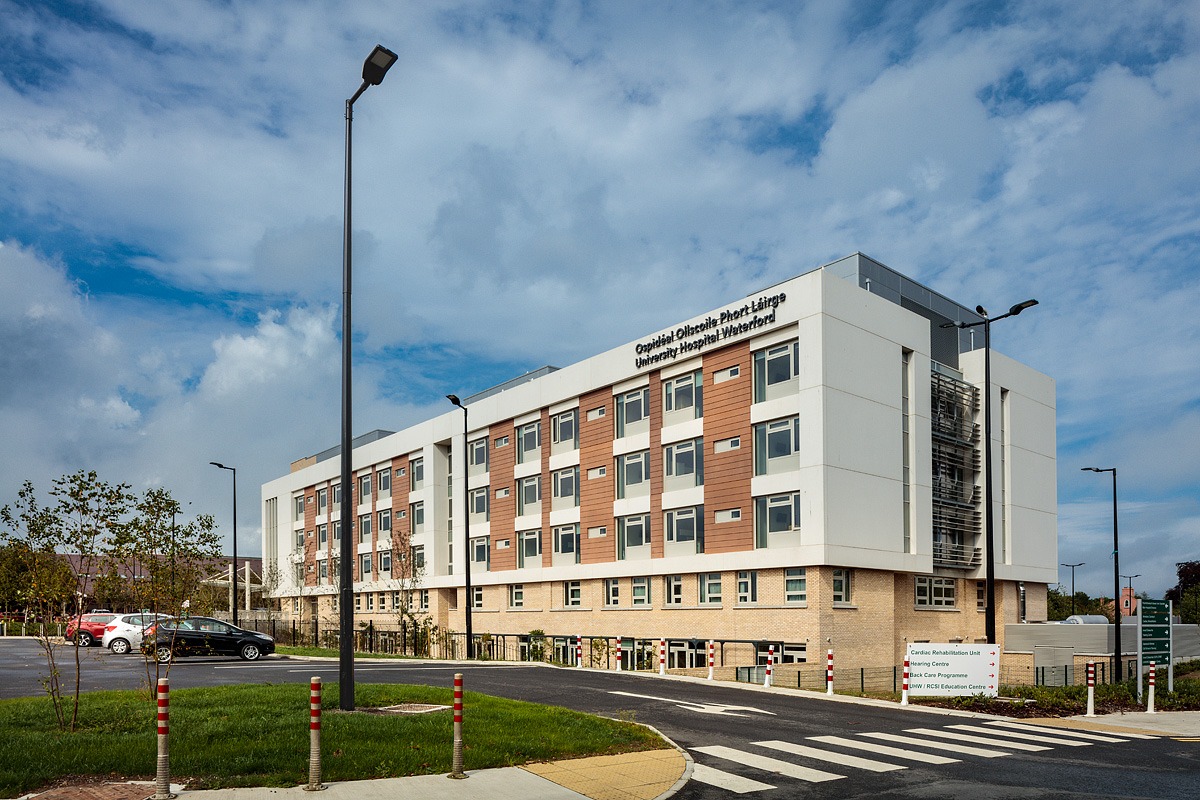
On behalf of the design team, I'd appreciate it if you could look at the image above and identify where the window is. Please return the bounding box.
[296,529,306,549]
[714,364,740,384]
[317,488,328,514]
[552,466,579,509]
[377,468,391,495]
[468,438,489,473]
[317,560,328,582]
[517,475,541,516]
[411,545,425,570]
[377,509,391,533]
[714,436,740,453]
[663,371,702,420]
[737,571,757,604]
[617,514,650,559]
[552,409,578,452]
[358,514,371,543]
[754,492,801,547]
[665,506,703,549]
[664,438,703,490]
[392,590,401,610]
[517,421,541,464]
[553,524,580,564]
[379,551,392,574]
[472,586,483,609]
[564,581,582,607]
[833,568,853,604]
[494,435,509,448]
[714,508,741,523]
[587,406,606,421]
[318,524,328,545]
[753,340,799,402]
[916,576,956,608]
[754,417,800,475]
[977,581,986,611]
[518,530,541,568]
[358,473,372,503]
[616,386,650,437]
[469,487,489,519]
[332,484,341,506]
[617,451,650,499]
[419,589,429,610]
[632,577,650,606]
[411,501,425,533]
[366,593,374,611]
[470,536,489,567]
[410,457,424,490]
[699,573,722,604]
[785,568,807,603]
[355,595,361,612]
[332,521,341,541]
[294,495,306,520]
[509,584,524,608]
[359,552,372,578]
[605,578,620,606]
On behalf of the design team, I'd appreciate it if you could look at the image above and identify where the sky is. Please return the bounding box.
[1,0,1198,601]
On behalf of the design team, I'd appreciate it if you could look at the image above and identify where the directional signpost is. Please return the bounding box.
[1137,599,1173,699]
[905,643,999,698]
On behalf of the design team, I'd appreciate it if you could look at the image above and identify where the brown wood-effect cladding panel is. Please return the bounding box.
[702,343,754,554]
[580,388,614,564]
[647,373,664,558]
[489,420,518,572]
[390,455,412,578]
[539,408,551,556]
[302,489,316,587]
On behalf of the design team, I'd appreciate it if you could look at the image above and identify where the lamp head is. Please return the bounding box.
[1008,299,1039,316]
[446,394,462,408]
[975,304,988,317]
[210,461,225,469]
[362,45,398,86]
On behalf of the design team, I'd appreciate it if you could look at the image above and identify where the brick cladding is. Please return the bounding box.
[700,342,753,553]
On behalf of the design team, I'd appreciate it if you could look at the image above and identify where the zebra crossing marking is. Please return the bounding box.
[983,720,1149,742]
[905,727,1050,752]
[807,735,960,764]
[690,762,774,794]
[945,723,1092,746]
[755,739,906,772]
[692,745,844,783]
[860,731,1011,757]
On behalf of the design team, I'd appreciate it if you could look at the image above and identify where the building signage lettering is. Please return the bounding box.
[634,292,786,370]
[904,642,998,697]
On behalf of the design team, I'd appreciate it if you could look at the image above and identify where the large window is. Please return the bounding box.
[552,409,578,453]
[470,536,490,568]
[294,495,306,521]
[617,451,650,499]
[377,509,391,534]
[753,340,799,402]
[358,473,372,503]
[517,421,541,464]
[552,466,579,510]
[317,488,328,514]
[410,545,425,570]
[359,552,372,578]
[915,576,956,608]
[358,514,371,544]
[699,573,722,604]
[665,506,703,552]
[410,501,425,534]
[469,487,489,520]
[754,492,801,547]
[517,475,542,516]
[664,438,703,491]
[379,550,391,575]
[377,467,391,495]
[468,437,489,474]
[317,524,328,546]
[617,514,650,559]
[663,371,703,422]
[754,416,800,475]
[785,567,807,603]
[410,457,425,490]
[517,530,541,568]
[553,524,580,564]
[616,387,650,437]
[833,568,853,604]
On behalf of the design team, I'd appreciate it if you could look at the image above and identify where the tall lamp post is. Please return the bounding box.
[1122,573,1141,617]
[943,299,1038,644]
[209,462,238,626]
[446,395,474,659]
[339,43,398,712]
[1082,466,1121,680]
[1060,562,1084,617]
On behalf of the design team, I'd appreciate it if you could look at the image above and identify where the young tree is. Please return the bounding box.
[1167,561,1200,624]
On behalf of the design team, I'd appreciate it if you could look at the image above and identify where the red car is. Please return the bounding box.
[65,613,118,647]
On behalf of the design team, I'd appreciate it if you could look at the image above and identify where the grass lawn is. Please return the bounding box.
[0,682,665,797]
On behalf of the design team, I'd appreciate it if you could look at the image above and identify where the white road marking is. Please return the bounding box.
[755,740,905,772]
[946,723,1091,746]
[860,731,1011,758]
[983,720,1146,742]
[693,745,844,783]
[690,763,775,794]
[609,690,776,716]
[807,735,960,764]
[904,727,1049,752]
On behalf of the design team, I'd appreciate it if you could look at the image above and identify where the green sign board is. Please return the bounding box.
[1139,599,1172,668]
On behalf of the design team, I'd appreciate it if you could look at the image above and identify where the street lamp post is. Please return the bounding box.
[943,299,1038,644]
[447,395,474,659]
[1082,466,1121,680]
[1061,562,1084,617]
[209,462,238,626]
[339,43,398,712]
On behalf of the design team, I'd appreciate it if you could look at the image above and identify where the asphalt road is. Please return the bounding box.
[3,640,1197,799]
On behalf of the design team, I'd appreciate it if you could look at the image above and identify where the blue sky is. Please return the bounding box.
[1,0,1198,600]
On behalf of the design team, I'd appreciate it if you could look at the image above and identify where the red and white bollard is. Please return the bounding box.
[763,645,775,687]
[826,649,834,695]
[576,635,583,668]
[1147,662,1157,714]
[707,640,715,681]
[658,638,667,675]
[448,673,466,779]
[901,659,910,706]
[304,677,325,790]
[1085,661,1096,717]
[614,638,623,671]
[153,678,174,800]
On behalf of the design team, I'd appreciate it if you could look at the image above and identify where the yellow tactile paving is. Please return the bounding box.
[522,748,686,800]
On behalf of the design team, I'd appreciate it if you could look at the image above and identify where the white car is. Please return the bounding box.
[102,613,173,654]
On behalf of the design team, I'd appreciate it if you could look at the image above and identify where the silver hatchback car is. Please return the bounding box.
[102,613,173,654]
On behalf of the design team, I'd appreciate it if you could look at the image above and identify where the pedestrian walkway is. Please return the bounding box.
[1025,709,1200,738]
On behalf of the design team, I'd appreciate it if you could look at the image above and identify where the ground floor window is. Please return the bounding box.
[915,576,956,607]
[699,573,722,604]
[785,567,806,603]
[737,570,758,604]
[832,568,853,604]
[509,584,524,608]
[632,577,651,606]
[564,580,582,607]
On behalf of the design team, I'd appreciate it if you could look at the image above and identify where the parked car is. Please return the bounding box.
[65,612,118,647]
[142,617,275,662]
[102,613,172,654]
